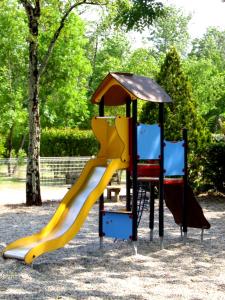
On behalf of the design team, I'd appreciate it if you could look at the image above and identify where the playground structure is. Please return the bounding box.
[2,72,210,264]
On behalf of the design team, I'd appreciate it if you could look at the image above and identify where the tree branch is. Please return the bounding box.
[18,0,33,16]
[19,0,32,6]
[34,0,40,17]
[39,0,102,78]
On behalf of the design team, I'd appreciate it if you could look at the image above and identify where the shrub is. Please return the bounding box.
[202,141,225,192]
[40,128,98,157]
[12,128,99,157]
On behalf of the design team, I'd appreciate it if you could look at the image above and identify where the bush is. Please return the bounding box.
[40,128,98,157]
[12,128,99,157]
[202,141,225,192]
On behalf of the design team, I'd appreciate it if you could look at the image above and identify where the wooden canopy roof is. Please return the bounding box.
[91,72,172,106]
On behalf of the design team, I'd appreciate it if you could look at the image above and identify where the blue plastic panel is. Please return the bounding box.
[137,124,160,160]
[164,141,184,176]
[103,212,132,240]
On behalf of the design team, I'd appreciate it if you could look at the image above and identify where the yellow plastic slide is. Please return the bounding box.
[2,116,130,264]
[3,158,127,264]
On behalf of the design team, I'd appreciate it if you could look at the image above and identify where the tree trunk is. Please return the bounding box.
[26,3,42,206]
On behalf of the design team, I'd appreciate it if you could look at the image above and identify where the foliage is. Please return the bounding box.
[0,1,224,197]
[13,128,99,157]
[186,28,225,134]
[127,48,159,77]
[40,128,98,157]
[0,1,28,151]
[1,0,165,205]
[202,142,225,192]
[0,1,94,157]
[89,31,131,93]
[87,30,131,117]
[147,5,191,56]
[184,58,225,132]
[126,48,160,117]
[190,27,225,72]
[114,0,164,32]
[39,11,92,129]
[0,134,6,157]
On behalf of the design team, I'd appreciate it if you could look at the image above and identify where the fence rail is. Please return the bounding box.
[0,157,91,185]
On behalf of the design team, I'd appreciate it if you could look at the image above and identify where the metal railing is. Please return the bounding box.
[0,157,91,185]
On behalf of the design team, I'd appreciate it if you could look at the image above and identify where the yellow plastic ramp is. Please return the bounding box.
[3,158,128,264]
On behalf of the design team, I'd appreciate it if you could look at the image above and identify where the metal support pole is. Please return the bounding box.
[159,103,164,249]
[149,183,155,241]
[132,100,138,242]
[126,97,131,211]
[182,128,188,242]
[126,173,131,211]
[99,97,104,245]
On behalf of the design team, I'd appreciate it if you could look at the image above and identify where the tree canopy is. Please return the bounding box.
[186,27,225,133]
[147,5,191,56]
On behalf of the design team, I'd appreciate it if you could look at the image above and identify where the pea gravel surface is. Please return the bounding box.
[0,195,225,300]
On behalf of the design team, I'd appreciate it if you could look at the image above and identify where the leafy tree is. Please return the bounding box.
[184,58,225,132]
[127,48,159,77]
[186,27,225,134]
[140,47,209,187]
[0,1,92,149]
[89,31,131,117]
[190,27,225,72]
[7,0,164,205]
[147,5,191,56]
[126,48,160,117]
[89,31,131,92]
[85,0,164,117]
[39,13,92,129]
[0,1,28,159]
[112,0,164,32]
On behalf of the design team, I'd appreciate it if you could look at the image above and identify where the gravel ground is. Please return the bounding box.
[0,195,225,300]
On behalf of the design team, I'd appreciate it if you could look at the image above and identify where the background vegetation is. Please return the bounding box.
[0,1,224,192]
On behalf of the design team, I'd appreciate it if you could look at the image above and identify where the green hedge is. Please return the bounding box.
[40,128,99,157]
[11,128,99,157]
